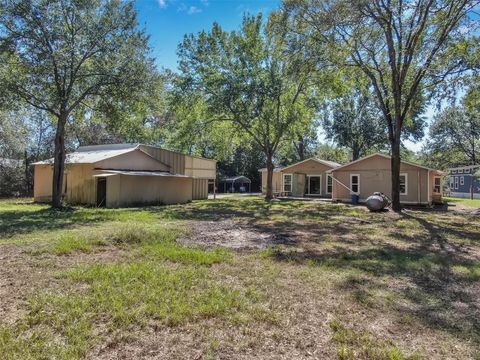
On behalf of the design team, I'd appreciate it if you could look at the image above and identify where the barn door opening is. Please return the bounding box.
[96,177,107,207]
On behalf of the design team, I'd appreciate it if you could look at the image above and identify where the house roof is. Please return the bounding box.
[280,157,341,171]
[258,158,341,173]
[329,153,444,174]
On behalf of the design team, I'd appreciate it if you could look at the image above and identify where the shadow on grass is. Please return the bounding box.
[266,210,480,345]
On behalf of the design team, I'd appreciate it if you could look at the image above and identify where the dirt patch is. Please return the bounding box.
[177,220,295,249]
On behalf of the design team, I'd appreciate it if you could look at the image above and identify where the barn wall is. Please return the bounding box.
[115,175,192,206]
[33,165,53,202]
[192,178,208,200]
[96,150,169,172]
[139,145,186,174]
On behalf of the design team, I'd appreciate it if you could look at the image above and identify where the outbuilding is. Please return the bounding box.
[329,153,444,205]
[219,176,251,193]
[33,144,216,207]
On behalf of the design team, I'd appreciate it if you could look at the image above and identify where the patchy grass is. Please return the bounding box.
[329,320,423,360]
[0,196,479,359]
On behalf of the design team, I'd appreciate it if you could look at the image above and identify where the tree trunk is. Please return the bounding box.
[265,153,274,200]
[391,138,401,212]
[352,147,360,161]
[296,136,305,161]
[52,113,67,208]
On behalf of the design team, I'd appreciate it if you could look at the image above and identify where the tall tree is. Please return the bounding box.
[0,0,154,207]
[424,105,480,167]
[323,88,388,160]
[286,0,476,210]
[176,14,318,199]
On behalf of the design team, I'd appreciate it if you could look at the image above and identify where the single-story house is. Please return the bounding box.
[329,153,444,205]
[259,158,341,197]
[33,143,216,207]
[447,165,480,199]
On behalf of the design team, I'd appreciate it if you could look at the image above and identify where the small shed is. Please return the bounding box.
[220,176,251,193]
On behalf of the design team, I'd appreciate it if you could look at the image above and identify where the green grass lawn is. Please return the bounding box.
[0,197,479,359]
[444,196,480,208]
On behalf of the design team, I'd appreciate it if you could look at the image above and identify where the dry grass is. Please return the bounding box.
[0,196,479,359]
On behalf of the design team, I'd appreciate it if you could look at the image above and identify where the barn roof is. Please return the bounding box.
[32,144,143,165]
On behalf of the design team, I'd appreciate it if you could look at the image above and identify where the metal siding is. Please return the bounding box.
[192,178,208,200]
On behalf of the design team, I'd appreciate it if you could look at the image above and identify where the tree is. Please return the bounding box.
[286,0,477,210]
[315,143,349,164]
[424,105,480,167]
[323,88,388,160]
[0,0,154,207]
[176,14,318,199]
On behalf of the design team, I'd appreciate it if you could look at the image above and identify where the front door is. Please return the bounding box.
[307,176,321,195]
[96,177,107,207]
[292,173,306,197]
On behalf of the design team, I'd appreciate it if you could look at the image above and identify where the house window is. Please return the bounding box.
[458,169,463,173]
[460,176,464,186]
[326,174,333,194]
[283,174,292,193]
[450,177,454,189]
[454,176,459,189]
[434,177,441,194]
[452,170,457,174]
[465,169,471,173]
[350,174,360,194]
[399,173,408,195]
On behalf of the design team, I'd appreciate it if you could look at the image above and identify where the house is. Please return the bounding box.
[259,158,341,197]
[33,144,216,207]
[447,165,480,199]
[329,153,444,205]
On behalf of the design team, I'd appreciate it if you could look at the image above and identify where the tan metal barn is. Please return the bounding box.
[33,144,216,207]
[329,153,444,205]
[259,158,341,197]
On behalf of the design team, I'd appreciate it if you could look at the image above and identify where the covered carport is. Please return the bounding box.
[220,176,251,193]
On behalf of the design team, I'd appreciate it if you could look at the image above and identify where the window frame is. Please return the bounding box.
[283,173,293,193]
[454,176,459,189]
[450,177,454,189]
[326,174,333,194]
[460,176,464,186]
[433,176,442,194]
[399,173,408,196]
[350,174,360,195]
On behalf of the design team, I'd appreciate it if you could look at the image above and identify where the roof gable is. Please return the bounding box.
[330,153,443,174]
[281,157,341,172]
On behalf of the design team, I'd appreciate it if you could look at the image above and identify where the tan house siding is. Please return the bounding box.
[260,159,338,197]
[330,154,442,205]
[260,170,283,194]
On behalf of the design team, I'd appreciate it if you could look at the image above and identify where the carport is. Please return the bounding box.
[220,176,251,193]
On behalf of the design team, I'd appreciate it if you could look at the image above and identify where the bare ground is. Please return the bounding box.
[1,199,479,359]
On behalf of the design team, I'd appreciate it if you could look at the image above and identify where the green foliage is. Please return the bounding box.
[315,143,349,164]
[323,87,388,160]
[421,102,480,169]
[176,13,321,196]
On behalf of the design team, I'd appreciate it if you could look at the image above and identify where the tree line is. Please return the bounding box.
[0,0,479,210]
